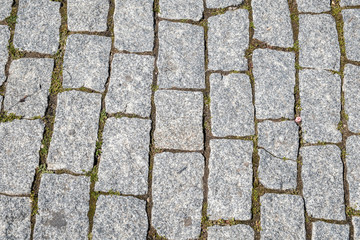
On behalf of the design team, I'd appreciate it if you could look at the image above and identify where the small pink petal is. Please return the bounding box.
[295,116,302,123]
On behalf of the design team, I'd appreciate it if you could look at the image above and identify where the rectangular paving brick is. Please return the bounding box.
[297,0,331,12]
[47,91,102,173]
[159,0,203,20]
[346,135,360,210]
[0,26,10,85]
[253,49,295,119]
[207,225,254,240]
[158,21,205,89]
[96,117,151,195]
[344,64,360,133]
[206,0,243,8]
[300,69,341,143]
[154,90,203,150]
[210,73,254,137]
[0,0,12,20]
[34,174,90,239]
[312,222,349,239]
[114,0,154,52]
[343,9,360,62]
[301,145,346,220]
[14,0,61,54]
[208,10,248,71]
[208,140,253,220]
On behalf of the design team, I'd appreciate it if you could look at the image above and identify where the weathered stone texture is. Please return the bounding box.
[159,0,203,20]
[346,135,360,210]
[343,9,360,61]
[206,0,243,8]
[312,222,350,240]
[0,25,10,85]
[344,65,360,133]
[207,225,254,240]
[297,0,331,12]
[0,0,12,20]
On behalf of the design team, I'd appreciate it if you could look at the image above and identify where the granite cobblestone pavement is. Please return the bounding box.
[0,0,360,239]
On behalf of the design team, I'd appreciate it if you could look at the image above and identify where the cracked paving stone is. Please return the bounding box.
[0,26,10,85]
[258,121,298,190]
[261,194,306,239]
[96,117,151,195]
[343,9,360,62]
[154,90,203,150]
[297,0,331,12]
[152,152,203,240]
[106,54,153,117]
[301,145,346,220]
[93,195,148,240]
[4,58,53,118]
[114,0,154,52]
[208,140,253,220]
[299,15,340,70]
[300,69,341,143]
[159,0,203,20]
[63,34,111,92]
[345,135,360,210]
[312,222,350,240]
[206,0,243,8]
[252,0,293,47]
[34,174,90,240]
[158,21,205,89]
[13,0,61,54]
[207,225,254,240]
[354,217,360,239]
[0,195,31,239]
[67,0,109,32]
[0,120,43,194]
[210,73,254,137]
[344,65,360,133]
[342,0,359,6]
[0,0,12,20]
[47,91,101,173]
[208,9,248,71]
[253,49,295,119]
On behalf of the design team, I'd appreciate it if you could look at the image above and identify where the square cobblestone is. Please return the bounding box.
[206,0,243,8]
[0,25,10,85]
[343,9,360,62]
[0,0,12,20]
[159,0,203,20]
[345,65,360,133]
[297,0,331,12]
[207,225,254,240]
[312,222,349,240]
[345,135,360,210]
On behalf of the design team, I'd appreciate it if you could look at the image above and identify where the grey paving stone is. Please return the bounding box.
[159,0,203,20]
[0,120,43,194]
[114,0,154,52]
[253,49,295,119]
[252,0,293,47]
[154,90,203,150]
[0,26,10,86]
[0,195,31,239]
[208,10,248,71]
[67,0,109,32]
[0,0,12,20]
[344,65,360,133]
[207,225,254,240]
[341,0,359,6]
[13,0,61,54]
[301,145,346,220]
[299,15,340,69]
[93,195,148,240]
[34,174,90,240]
[210,73,254,137]
[4,58,53,117]
[96,117,151,195]
[343,9,360,61]
[300,69,341,143]
[353,217,360,240]
[158,21,205,89]
[106,54,153,117]
[260,193,306,240]
[206,0,243,8]
[346,135,360,210]
[47,91,101,173]
[208,140,253,220]
[63,34,111,92]
[312,222,349,240]
[297,0,331,12]
[152,152,203,239]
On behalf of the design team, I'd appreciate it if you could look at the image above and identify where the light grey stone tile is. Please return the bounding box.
[343,9,360,61]
[0,0,12,20]
[106,54,153,117]
[346,135,360,210]
[152,152,203,240]
[0,195,31,239]
[210,73,254,137]
[299,14,340,69]
[353,217,360,240]
[0,120,43,194]
[0,25,10,85]
[345,65,360,133]
[158,21,205,89]
[252,0,293,47]
[34,174,90,240]
[297,0,331,12]
[63,34,111,92]
[301,145,346,220]
[206,0,243,8]
[312,222,349,240]
[154,90,203,150]
[208,140,253,220]
[13,0,61,54]
[4,58,53,117]
[96,117,151,195]
[159,0,203,20]
[47,91,101,173]
[253,49,295,119]
[67,0,109,32]
[260,193,306,240]
[341,0,359,6]
[207,225,254,240]
[300,69,341,143]
[208,10,248,71]
[114,0,154,52]
[93,195,148,240]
